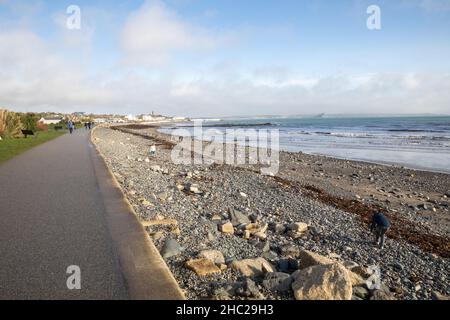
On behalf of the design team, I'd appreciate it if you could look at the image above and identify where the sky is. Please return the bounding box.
[0,0,450,117]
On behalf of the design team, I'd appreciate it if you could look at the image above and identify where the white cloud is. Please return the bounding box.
[120,0,218,67]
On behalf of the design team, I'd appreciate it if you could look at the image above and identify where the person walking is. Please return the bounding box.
[68,120,74,134]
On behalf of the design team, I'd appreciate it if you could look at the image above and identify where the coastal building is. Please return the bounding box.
[38,117,62,125]
[141,115,155,121]
[125,114,138,122]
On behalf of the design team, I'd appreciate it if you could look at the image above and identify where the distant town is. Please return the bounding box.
[37,111,189,125]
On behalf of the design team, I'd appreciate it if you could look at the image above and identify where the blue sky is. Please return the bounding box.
[1,0,450,116]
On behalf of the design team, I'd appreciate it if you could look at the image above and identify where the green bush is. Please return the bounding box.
[21,113,38,131]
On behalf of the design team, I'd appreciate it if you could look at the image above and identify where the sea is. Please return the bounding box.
[160,115,450,174]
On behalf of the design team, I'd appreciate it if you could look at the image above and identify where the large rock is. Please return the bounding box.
[160,239,183,259]
[231,258,274,277]
[199,250,225,265]
[229,208,251,227]
[262,272,293,292]
[186,258,221,276]
[298,250,334,269]
[291,263,353,300]
[298,250,365,286]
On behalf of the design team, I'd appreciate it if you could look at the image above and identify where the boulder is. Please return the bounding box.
[297,250,366,287]
[186,258,221,276]
[298,250,334,269]
[262,272,293,292]
[199,250,225,265]
[291,263,353,300]
[160,239,182,259]
[229,208,251,227]
[231,258,275,277]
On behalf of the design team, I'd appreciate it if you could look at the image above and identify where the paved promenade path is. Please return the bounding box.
[0,129,183,300]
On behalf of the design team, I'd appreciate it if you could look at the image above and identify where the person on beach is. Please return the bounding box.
[85,122,88,130]
[150,144,156,157]
[370,212,391,249]
[68,120,74,134]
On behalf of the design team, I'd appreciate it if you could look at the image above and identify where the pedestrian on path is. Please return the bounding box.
[68,120,74,134]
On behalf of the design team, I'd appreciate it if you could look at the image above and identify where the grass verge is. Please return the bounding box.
[0,130,66,163]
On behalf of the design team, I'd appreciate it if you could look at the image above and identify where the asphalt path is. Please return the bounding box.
[0,129,129,299]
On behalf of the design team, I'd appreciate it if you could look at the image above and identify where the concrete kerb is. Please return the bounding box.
[90,126,186,300]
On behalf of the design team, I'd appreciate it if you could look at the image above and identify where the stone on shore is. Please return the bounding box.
[161,239,183,259]
[186,258,221,276]
[199,250,225,265]
[298,249,334,269]
[219,222,234,235]
[298,250,364,286]
[231,258,274,277]
[229,208,251,227]
[291,263,353,300]
[262,272,293,292]
[287,222,309,238]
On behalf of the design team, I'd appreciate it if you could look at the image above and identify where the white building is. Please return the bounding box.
[125,114,138,122]
[141,115,155,121]
[39,117,62,125]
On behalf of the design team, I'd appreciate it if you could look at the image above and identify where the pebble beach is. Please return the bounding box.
[92,124,450,300]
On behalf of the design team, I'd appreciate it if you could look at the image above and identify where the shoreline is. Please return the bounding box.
[93,123,450,300]
[156,122,450,176]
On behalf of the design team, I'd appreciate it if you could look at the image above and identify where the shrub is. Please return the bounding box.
[0,109,24,139]
[21,113,38,131]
